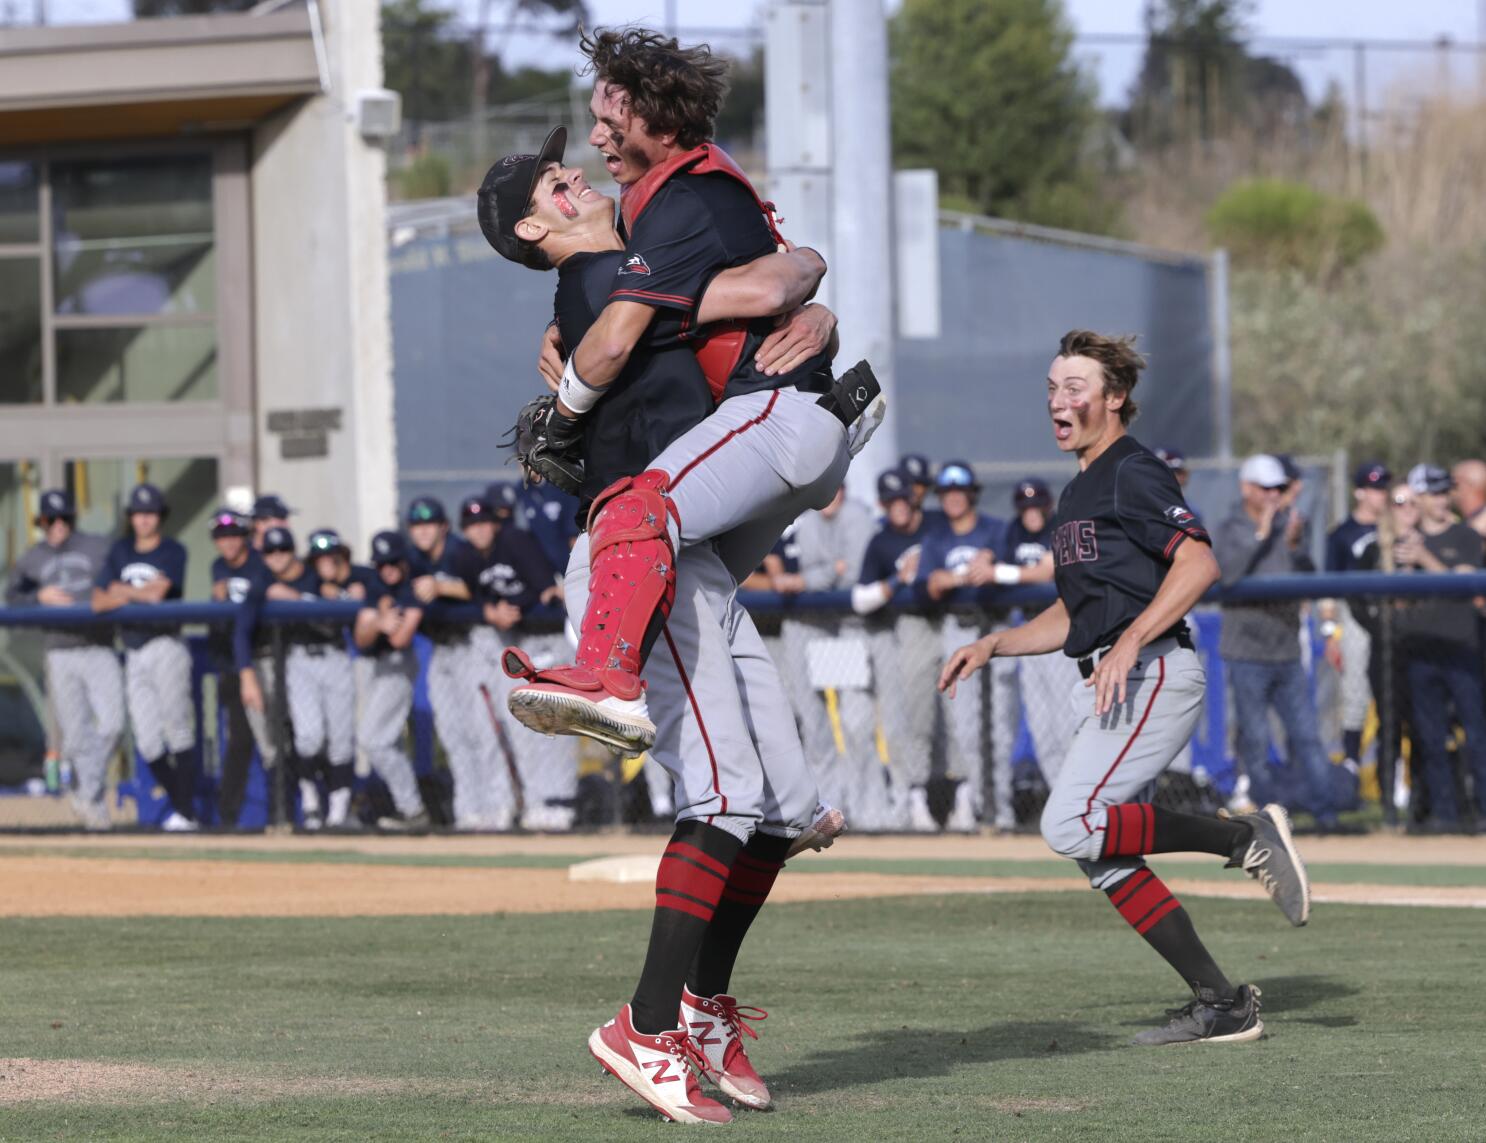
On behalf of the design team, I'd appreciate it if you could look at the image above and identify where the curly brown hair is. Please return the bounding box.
[1057,330,1146,426]
[579,27,730,150]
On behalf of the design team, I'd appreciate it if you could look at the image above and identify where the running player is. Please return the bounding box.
[92,483,196,831]
[940,330,1311,1045]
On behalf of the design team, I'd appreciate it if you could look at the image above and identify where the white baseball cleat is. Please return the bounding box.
[681,987,772,1110]
[160,811,198,833]
[588,1004,732,1125]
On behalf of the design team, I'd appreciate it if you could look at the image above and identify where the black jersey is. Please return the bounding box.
[210,549,273,669]
[410,536,483,644]
[1050,435,1210,659]
[471,528,555,611]
[554,250,714,519]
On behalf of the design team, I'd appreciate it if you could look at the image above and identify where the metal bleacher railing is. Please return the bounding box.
[1,571,1483,834]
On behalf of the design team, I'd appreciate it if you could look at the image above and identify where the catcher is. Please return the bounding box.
[487,129,852,1125]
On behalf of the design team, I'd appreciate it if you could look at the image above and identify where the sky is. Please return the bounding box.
[18,0,1486,108]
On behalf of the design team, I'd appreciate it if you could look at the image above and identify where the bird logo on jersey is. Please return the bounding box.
[1164,505,1196,525]
[619,254,652,276]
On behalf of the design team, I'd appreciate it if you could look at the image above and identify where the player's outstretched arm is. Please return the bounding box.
[939,599,1070,697]
[560,300,658,413]
[695,247,826,324]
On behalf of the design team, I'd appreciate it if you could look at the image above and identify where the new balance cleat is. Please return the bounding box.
[1226,803,1311,926]
[588,1004,731,1125]
[681,987,771,1110]
[503,649,656,753]
[1132,985,1264,1046]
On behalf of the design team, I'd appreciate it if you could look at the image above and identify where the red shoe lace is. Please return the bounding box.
[664,1030,719,1082]
[714,996,768,1042]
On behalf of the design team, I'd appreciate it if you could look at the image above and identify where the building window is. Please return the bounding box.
[0,256,42,405]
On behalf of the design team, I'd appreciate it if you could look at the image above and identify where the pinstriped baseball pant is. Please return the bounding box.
[124,636,194,760]
[355,650,425,817]
[47,645,125,820]
[286,645,355,766]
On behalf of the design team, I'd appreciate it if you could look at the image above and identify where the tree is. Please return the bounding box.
[382,0,475,125]
[890,0,1112,231]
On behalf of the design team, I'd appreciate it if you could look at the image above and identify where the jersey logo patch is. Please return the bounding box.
[619,254,652,276]
[1164,505,1195,525]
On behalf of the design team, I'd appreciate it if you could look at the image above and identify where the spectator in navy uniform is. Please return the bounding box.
[899,453,944,529]
[504,480,580,594]
[251,494,294,551]
[919,461,1009,831]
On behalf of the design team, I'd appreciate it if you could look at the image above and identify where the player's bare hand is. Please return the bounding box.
[939,637,993,698]
[755,303,836,376]
[240,668,264,714]
[1086,632,1141,716]
[896,547,920,584]
[1284,508,1305,550]
[485,600,522,630]
[411,575,438,604]
[37,585,75,606]
[538,323,565,392]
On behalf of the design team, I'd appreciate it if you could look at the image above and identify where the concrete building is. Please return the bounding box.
[0,2,396,592]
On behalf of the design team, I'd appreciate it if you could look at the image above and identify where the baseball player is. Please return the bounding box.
[853,468,941,830]
[506,478,580,579]
[484,118,849,1123]
[6,488,123,830]
[304,528,367,828]
[941,330,1312,1045]
[406,496,501,830]
[899,453,945,528]
[250,494,293,550]
[353,530,429,831]
[92,483,196,831]
[918,462,1011,831]
[207,508,279,825]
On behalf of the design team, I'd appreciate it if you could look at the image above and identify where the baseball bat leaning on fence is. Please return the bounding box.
[479,682,528,823]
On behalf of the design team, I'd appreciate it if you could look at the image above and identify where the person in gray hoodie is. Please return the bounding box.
[5,489,123,829]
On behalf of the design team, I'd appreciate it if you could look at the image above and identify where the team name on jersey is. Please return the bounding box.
[119,561,162,587]
[479,562,525,598]
[1052,520,1098,566]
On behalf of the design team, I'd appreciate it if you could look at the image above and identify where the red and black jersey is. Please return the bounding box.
[553,250,714,520]
[1050,435,1210,659]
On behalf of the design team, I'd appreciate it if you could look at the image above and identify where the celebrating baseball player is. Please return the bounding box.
[939,331,1312,1046]
[497,28,882,756]
[92,483,197,831]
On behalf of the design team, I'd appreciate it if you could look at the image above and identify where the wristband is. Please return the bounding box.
[558,357,602,416]
[993,564,1021,585]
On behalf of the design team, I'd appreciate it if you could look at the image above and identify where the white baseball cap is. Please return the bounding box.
[1239,454,1288,489]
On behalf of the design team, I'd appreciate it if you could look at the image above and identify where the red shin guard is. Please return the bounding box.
[1101,803,1156,858]
[575,471,677,683]
[1107,867,1181,935]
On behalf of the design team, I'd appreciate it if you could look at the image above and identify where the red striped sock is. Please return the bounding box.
[719,852,783,907]
[656,839,731,922]
[1101,803,1156,858]
[1106,867,1182,935]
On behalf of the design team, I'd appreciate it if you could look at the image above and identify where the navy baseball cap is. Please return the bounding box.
[460,495,496,526]
[1354,461,1391,489]
[406,496,447,525]
[370,530,408,566]
[261,526,296,554]
[307,528,348,557]
[209,508,250,538]
[478,126,566,271]
[1013,477,1052,509]
[485,482,520,516]
[1407,463,1451,496]
[1154,447,1187,472]
[127,483,166,515]
[935,461,979,492]
[876,468,912,504]
[36,488,75,521]
[252,494,293,520]
[900,454,933,485]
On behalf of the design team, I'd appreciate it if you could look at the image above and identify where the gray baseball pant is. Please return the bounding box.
[1339,604,1372,737]
[565,533,819,843]
[243,652,281,770]
[46,645,125,823]
[941,614,1018,827]
[427,638,511,828]
[1038,638,1205,891]
[868,614,941,797]
[355,650,425,818]
[285,645,355,766]
[124,635,195,760]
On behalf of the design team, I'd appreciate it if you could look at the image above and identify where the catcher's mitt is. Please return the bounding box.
[504,393,584,494]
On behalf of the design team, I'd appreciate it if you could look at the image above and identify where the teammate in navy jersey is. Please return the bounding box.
[919,463,1008,598]
[209,509,276,826]
[899,454,944,529]
[855,469,925,606]
[506,480,580,577]
[941,330,1313,1046]
[93,483,197,831]
[1000,478,1057,582]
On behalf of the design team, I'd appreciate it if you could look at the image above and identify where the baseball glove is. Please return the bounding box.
[504,393,585,494]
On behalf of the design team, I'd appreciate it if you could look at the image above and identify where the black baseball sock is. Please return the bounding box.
[1342,729,1362,763]
[169,751,197,821]
[1102,803,1250,859]
[146,755,184,817]
[1107,869,1235,999]
[689,831,791,998]
[630,820,743,1035]
[328,762,355,792]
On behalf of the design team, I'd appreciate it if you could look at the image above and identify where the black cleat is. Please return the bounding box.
[1225,803,1311,926]
[1132,985,1264,1046]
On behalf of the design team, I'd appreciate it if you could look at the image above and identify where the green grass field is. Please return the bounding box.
[3,891,1484,1141]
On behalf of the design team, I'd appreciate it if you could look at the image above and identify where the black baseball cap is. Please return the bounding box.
[900,454,933,486]
[1354,461,1391,489]
[370,530,408,566]
[935,461,980,492]
[252,494,293,520]
[876,468,912,504]
[127,483,167,515]
[406,497,447,525]
[261,526,296,554]
[209,508,250,538]
[1408,463,1451,496]
[1013,478,1052,509]
[477,126,567,271]
[307,528,348,557]
[36,488,75,522]
[460,495,496,526]
[485,482,520,517]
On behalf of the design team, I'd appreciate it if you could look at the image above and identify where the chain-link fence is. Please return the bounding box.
[3,571,1485,836]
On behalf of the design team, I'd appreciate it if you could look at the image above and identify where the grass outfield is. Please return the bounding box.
[1,894,1482,1141]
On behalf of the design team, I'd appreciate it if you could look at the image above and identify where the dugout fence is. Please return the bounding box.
[0,573,1482,836]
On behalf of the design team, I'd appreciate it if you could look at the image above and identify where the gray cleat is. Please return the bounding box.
[1132,985,1264,1046]
[1226,803,1311,926]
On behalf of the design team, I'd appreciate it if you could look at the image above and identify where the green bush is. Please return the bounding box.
[1205,178,1383,274]
[390,153,452,202]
